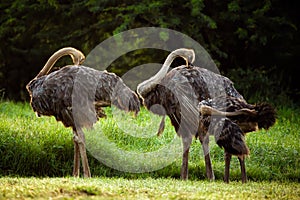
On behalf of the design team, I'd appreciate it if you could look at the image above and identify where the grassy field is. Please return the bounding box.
[0,101,299,199]
[0,177,299,199]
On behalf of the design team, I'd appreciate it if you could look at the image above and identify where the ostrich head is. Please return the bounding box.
[35,47,85,78]
[70,50,85,65]
[137,48,195,98]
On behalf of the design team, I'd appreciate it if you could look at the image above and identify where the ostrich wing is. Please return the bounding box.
[28,65,125,128]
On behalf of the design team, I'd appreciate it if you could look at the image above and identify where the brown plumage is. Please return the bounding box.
[199,95,276,182]
[26,47,140,177]
[137,48,276,183]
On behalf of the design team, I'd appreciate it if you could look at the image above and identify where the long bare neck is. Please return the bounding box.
[137,51,181,96]
[35,47,85,78]
[148,51,179,84]
[137,48,195,97]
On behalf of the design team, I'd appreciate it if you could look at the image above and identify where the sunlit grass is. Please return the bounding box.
[0,101,299,182]
[0,177,299,199]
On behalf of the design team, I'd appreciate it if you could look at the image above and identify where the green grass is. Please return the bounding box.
[0,177,299,199]
[0,101,299,198]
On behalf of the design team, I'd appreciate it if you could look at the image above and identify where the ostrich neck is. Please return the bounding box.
[137,52,178,96]
[149,53,177,83]
[35,48,79,79]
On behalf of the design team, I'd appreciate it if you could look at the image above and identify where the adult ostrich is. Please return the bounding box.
[27,47,140,177]
[199,95,276,183]
[137,48,275,182]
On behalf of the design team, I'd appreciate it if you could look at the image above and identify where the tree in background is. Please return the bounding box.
[0,0,298,105]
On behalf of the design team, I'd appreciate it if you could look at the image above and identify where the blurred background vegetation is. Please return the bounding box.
[0,0,299,106]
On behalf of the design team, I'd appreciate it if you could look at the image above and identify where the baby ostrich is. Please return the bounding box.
[26,47,140,177]
[137,48,276,182]
[199,95,276,183]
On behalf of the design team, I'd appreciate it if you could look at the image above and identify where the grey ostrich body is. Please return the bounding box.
[28,65,139,128]
[27,47,140,177]
[137,48,276,182]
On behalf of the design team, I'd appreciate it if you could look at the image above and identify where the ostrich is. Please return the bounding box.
[198,95,276,183]
[137,48,276,182]
[26,47,140,177]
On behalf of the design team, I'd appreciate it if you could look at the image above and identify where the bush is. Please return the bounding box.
[227,67,294,106]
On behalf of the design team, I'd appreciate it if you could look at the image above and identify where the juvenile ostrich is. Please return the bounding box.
[27,47,140,177]
[137,48,276,182]
[199,95,276,182]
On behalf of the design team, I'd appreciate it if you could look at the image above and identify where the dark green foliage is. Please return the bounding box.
[227,66,292,105]
[0,0,299,105]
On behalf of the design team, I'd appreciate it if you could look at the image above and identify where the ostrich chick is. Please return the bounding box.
[199,95,276,183]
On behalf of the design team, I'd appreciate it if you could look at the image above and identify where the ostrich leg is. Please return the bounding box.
[199,135,215,181]
[74,128,91,178]
[181,135,192,180]
[238,156,247,183]
[72,134,80,177]
[224,151,232,183]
